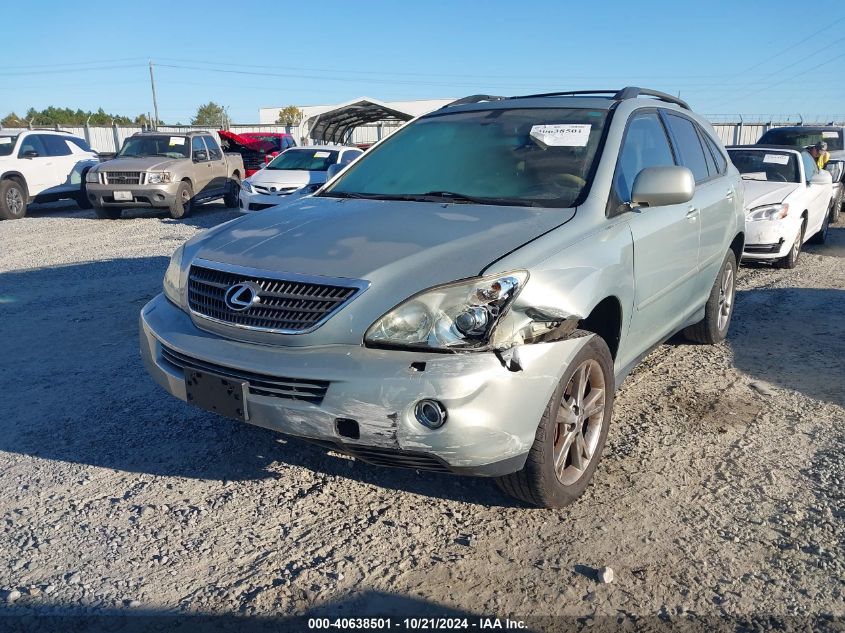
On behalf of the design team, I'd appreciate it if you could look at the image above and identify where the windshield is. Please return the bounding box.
[266,149,338,171]
[118,135,190,159]
[0,135,17,157]
[728,149,800,183]
[322,107,609,208]
[758,128,843,151]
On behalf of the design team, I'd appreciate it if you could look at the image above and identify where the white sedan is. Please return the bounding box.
[238,145,362,213]
[728,146,833,268]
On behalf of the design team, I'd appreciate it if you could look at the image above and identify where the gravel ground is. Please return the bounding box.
[0,202,843,630]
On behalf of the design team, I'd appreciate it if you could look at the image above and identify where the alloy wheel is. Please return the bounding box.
[553,359,606,485]
[717,263,734,331]
[5,187,23,216]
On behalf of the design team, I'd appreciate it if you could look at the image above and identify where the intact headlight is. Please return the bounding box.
[241,180,254,193]
[748,203,788,221]
[85,171,99,183]
[163,244,185,306]
[147,172,172,184]
[365,271,528,351]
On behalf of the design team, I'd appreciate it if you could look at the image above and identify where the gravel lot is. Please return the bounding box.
[0,202,843,629]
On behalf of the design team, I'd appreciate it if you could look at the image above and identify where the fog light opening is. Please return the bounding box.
[414,399,447,429]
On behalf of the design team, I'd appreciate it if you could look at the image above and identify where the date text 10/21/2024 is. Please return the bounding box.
[307,617,529,629]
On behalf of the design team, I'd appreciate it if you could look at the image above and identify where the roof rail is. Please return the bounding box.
[469,87,691,110]
[442,94,506,108]
[30,127,74,134]
[613,87,690,110]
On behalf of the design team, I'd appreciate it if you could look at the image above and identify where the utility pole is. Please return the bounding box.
[148,60,160,129]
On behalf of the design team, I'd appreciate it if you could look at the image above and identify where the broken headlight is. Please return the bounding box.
[365,271,528,351]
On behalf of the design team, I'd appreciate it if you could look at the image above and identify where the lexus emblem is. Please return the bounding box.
[224,282,261,312]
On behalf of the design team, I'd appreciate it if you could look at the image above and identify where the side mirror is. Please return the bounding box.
[823,161,843,182]
[630,166,695,208]
[193,150,208,162]
[22,150,39,158]
[810,170,833,186]
[326,163,344,180]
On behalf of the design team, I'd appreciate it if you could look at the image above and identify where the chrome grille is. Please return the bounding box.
[160,344,330,404]
[187,261,367,334]
[103,171,143,185]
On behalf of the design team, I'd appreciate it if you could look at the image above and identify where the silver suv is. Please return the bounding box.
[140,87,745,507]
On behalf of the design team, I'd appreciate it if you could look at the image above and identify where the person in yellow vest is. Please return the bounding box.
[808,141,830,169]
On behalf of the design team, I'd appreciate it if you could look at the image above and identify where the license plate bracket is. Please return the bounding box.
[184,369,249,422]
[113,190,133,201]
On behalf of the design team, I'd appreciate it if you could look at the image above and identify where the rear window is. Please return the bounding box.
[757,128,843,151]
[266,149,338,171]
[67,136,93,153]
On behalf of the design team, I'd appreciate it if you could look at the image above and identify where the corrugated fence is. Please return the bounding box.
[2,119,843,153]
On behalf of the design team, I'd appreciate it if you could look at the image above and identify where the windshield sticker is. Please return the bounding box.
[530,124,591,147]
[0,137,11,145]
[313,151,330,158]
[169,136,186,146]
[763,153,790,165]
[823,131,838,138]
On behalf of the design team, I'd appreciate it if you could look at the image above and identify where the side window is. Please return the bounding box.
[17,134,48,158]
[191,137,207,160]
[697,128,718,177]
[702,132,727,174]
[613,112,675,206]
[203,136,222,160]
[40,134,72,157]
[801,152,818,182]
[67,136,93,153]
[663,113,710,183]
[341,150,362,164]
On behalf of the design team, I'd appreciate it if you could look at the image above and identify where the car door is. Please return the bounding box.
[191,136,214,195]
[662,113,736,306]
[39,134,80,193]
[800,151,829,237]
[613,110,701,351]
[203,135,227,191]
[16,134,54,197]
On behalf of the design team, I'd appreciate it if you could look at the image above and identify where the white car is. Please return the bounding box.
[728,146,833,268]
[238,145,363,213]
[0,130,100,220]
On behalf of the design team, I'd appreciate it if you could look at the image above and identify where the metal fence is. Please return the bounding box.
[2,117,843,154]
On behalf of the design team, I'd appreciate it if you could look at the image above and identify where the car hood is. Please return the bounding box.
[248,169,326,187]
[741,179,800,210]
[218,129,274,152]
[95,156,183,172]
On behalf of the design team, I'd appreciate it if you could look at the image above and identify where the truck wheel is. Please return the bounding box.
[169,181,193,219]
[94,206,122,220]
[810,206,831,244]
[496,332,614,508]
[223,175,240,208]
[776,221,804,269]
[0,179,28,220]
[683,249,737,344]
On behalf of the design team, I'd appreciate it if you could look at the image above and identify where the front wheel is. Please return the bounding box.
[223,175,240,208]
[776,221,804,269]
[683,249,737,344]
[169,181,193,219]
[496,332,614,508]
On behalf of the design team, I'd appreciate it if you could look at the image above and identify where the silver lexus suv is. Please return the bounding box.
[140,87,745,507]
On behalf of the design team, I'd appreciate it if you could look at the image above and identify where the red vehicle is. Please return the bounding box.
[217,130,297,177]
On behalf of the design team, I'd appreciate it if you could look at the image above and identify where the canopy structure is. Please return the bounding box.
[305,97,415,144]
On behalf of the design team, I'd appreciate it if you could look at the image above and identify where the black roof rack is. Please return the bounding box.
[444,87,691,111]
[30,127,74,134]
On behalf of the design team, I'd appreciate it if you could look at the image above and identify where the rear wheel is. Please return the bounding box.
[776,221,805,269]
[0,179,28,220]
[496,332,614,508]
[169,181,193,219]
[223,175,240,208]
[683,249,737,344]
[94,206,122,219]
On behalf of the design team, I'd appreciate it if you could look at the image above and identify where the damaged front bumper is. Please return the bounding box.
[743,218,797,260]
[140,293,589,476]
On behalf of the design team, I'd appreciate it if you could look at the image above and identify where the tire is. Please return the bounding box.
[810,206,831,244]
[94,206,122,220]
[831,193,842,224]
[76,172,93,209]
[683,249,737,344]
[0,178,28,220]
[223,175,240,208]
[169,181,193,219]
[496,332,614,508]
[776,221,805,269]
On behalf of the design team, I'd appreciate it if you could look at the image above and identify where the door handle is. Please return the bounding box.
[725,190,734,200]
[686,207,699,220]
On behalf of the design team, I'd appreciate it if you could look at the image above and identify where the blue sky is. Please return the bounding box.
[2,0,844,123]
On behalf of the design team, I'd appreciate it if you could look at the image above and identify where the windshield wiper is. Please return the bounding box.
[416,191,537,207]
